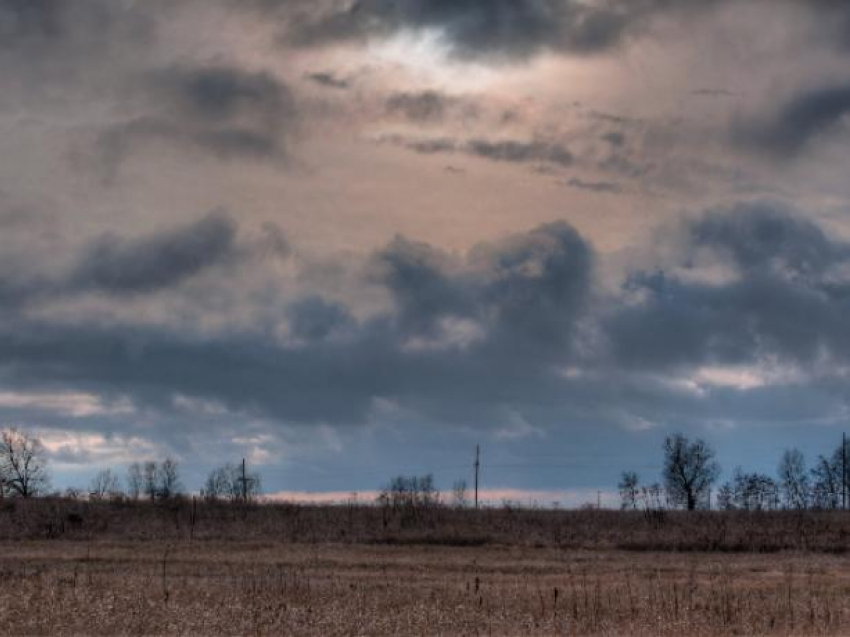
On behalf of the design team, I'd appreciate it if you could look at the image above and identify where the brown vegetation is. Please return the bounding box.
[6,498,850,553]
[3,537,850,635]
[3,500,850,634]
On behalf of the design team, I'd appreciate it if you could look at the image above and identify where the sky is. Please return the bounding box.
[4,0,850,505]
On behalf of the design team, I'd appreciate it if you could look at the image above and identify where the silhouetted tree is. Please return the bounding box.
[716,483,735,510]
[379,474,439,508]
[157,457,182,499]
[729,469,778,510]
[126,462,143,500]
[811,454,841,509]
[143,461,158,501]
[618,471,639,510]
[204,462,261,502]
[662,433,719,510]
[451,479,468,508]
[0,428,50,498]
[778,448,809,509]
[640,482,665,511]
[90,468,121,500]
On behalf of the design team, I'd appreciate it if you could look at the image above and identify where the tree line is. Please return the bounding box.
[620,433,850,511]
[0,428,261,502]
[7,425,850,511]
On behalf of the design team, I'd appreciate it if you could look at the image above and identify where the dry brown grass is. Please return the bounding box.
[4,500,850,634]
[2,540,850,635]
[4,498,850,553]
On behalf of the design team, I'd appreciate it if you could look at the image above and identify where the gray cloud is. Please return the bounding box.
[605,201,850,371]
[0,0,151,49]
[97,65,297,175]
[282,0,667,61]
[0,218,594,429]
[0,0,66,39]
[287,296,355,342]
[384,134,574,168]
[466,139,574,167]
[601,131,625,146]
[305,71,350,89]
[0,210,274,312]
[565,177,622,194]
[70,210,238,295]
[736,83,850,157]
[4,198,850,490]
[404,137,458,154]
[385,90,451,122]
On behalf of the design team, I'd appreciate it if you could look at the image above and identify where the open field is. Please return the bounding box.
[5,502,850,634]
[4,540,850,635]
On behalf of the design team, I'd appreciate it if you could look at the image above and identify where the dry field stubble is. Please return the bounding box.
[3,540,850,635]
[4,504,850,634]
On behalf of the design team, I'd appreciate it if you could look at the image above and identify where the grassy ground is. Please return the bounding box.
[3,540,850,635]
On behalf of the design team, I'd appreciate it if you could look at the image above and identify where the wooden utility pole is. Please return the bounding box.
[843,433,847,511]
[241,458,248,503]
[474,445,480,510]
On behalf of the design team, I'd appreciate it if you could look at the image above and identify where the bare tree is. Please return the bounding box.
[126,462,143,500]
[811,454,841,509]
[143,461,158,501]
[379,474,440,508]
[618,471,640,510]
[778,448,808,509]
[204,462,261,502]
[451,479,468,508]
[0,428,50,498]
[716,483,735,510]
[640,482,665,511]
[662,433,720,510]
[727,469,778,510]
[158,457,182,499]
[90,468,121,500]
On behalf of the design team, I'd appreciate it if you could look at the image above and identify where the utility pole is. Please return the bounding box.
[474,445,480,510]
[597,490,601,510]
[843,433,847,511]
[241,457,248,503]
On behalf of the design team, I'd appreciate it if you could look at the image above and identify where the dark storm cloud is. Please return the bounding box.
[4,199,850,459]
[0,219,595,428]
[374,235,472,336]
[605,202,850,371]
[97,65,297,173]
[474,221,593,355]
[70,210,238,295]
[688,202,841,276]
[0,210,268,311]
[282,0,671,61]
[736,83,850,157]
[286,297,355,341]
